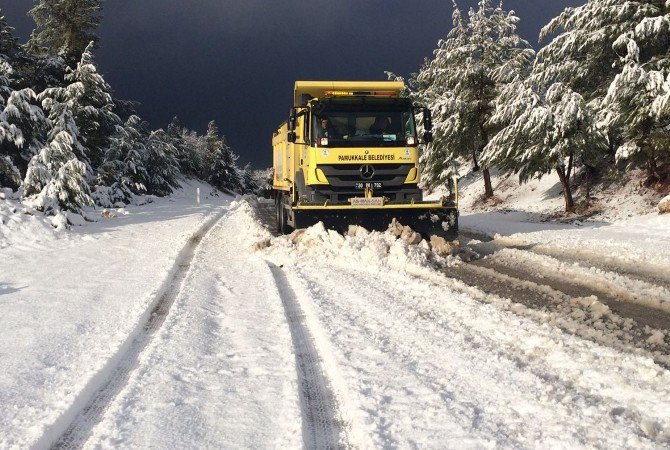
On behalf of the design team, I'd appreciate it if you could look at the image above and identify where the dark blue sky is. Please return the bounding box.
[2,1,583,168]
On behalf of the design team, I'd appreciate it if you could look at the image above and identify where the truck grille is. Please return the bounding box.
[318,163,413,188]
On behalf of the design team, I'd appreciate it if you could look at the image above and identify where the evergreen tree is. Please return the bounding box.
[240,163,257,194]
[23,106,92,213]
[414,1,534,197]
[599,3,670,182]
[64,42,120,169]
[0,56,20,188]
[94,115,149,205]
[204,120,242,192]
[535,0,660,101]
[0,52,47,189]
[143,129,179,196]
[0,9,20,60]
[482,82,605,212]
[167,115,200,176]
[28,0,102,66]
[535,0,670,173]
[182,128,208,179]
[38,42,120,173]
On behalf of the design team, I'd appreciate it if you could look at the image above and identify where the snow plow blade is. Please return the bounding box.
[291,202,458,240]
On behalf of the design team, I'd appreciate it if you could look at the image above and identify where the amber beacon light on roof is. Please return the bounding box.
[272,81,458,239]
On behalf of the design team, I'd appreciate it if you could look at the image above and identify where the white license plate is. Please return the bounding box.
[350,197,384,207]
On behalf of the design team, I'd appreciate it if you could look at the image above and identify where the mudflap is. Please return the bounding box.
[292,207,459,241]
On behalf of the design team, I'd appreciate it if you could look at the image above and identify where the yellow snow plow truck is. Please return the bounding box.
[272,81,458,239]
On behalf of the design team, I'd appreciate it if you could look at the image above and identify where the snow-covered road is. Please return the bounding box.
[2,193,670,448]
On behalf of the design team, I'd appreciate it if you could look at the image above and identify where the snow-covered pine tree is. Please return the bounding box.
[0,9,19,60]
[182,128,209,179]
[240,163,257,194]
[23,106,92,213]
[167,115,200,177]
[482,82,605,212]
[599,3,670,183]
[535,0,670,170]
[536,1,660,100]
[95,115,150,205]
[0,52,20,188]
[204,120,242,193]
[0,45,47,189]
[143,129,179,196]
[62,42,120,169]
[414,0,534,197]
[28,0,102,66]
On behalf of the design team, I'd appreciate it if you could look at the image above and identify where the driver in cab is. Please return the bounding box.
[317,117,339,138]
[369,116,390,135]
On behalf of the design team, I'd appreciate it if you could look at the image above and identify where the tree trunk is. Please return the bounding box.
[584,164,596,200]
[556,165,575,213]
[479,127,493,198]
[647,154,661,183]
[483,168,494,198]
[472,151,480,172]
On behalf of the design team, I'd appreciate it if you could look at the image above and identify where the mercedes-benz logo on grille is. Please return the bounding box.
[360,164,375,180]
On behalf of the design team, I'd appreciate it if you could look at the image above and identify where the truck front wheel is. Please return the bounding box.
[276,193,289,235]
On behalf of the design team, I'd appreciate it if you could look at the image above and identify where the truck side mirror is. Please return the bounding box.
[423,131,433,143]
[288,108,297,131]
[423,107,433,132]
[287,131,297,143]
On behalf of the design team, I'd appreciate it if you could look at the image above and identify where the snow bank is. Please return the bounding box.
[462,211,670,270]
[453,168,665,222]
[272,222,457,276]
[0,191,62,249]
[0,180,229,449]
[227,197,461,275]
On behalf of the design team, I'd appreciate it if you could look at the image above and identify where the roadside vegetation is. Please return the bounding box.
[390,0,670,213]
[0,1,257,217]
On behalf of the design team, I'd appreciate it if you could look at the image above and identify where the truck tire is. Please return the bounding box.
[276,194,283,234]
[276,193,290,235]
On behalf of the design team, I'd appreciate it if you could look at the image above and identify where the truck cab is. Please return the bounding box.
[273,81,457,239]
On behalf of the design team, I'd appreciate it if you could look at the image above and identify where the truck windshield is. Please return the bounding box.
[311,99,416,147]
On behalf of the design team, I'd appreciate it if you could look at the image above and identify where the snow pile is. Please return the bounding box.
[659,194,670,214]
[226,197,460,274]
[271,223,457,275]
[227,196,274,246]
[0,189,62,249]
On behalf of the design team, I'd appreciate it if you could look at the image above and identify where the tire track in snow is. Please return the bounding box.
[253,202,668,356]
[436,262,670,365]
[294,263,668,447]
[268,263,351,449]
[460,229,670,292]
[51,209,226,450]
